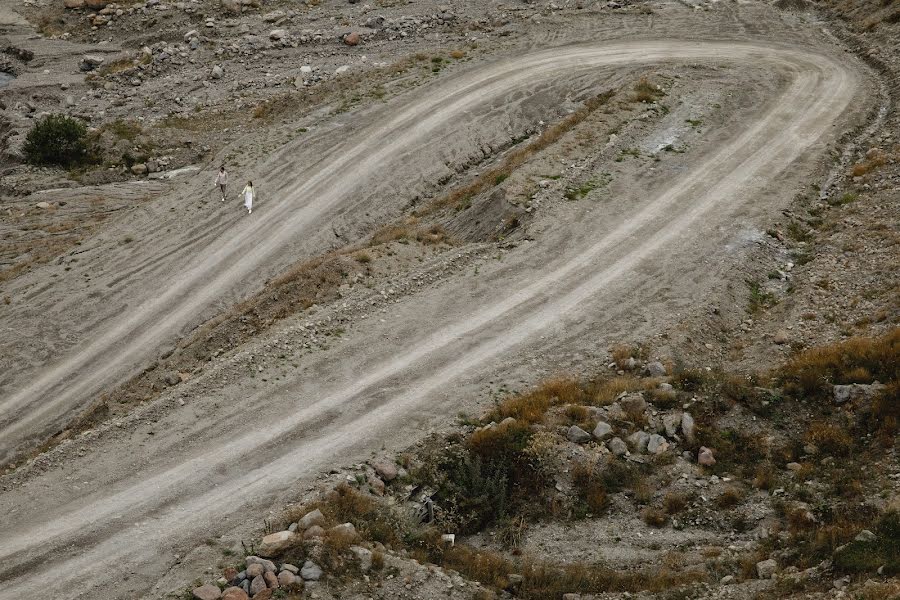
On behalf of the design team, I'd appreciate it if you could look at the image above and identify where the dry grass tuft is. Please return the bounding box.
[642,507,668,528]
[632,77,664,103]
[572,460,608,514]
[663,491,690,514]
[715,486,744,509]
[804,421,853,456]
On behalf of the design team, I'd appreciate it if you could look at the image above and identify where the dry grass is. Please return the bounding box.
[489,377,584,424]
[663,491,689,514]
[592,376,645,405]
[642,507,668,528]
[780,328,899,400]
[715,486,744,509]
[849,151,887,177]
[632,77,664,103]
[804,421,853,456]
[571,459,608,514]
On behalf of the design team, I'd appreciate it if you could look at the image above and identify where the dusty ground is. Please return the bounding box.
[0,0,897,598]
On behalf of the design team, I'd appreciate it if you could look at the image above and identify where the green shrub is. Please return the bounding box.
[23,114,90,167]
[833,510,900,575]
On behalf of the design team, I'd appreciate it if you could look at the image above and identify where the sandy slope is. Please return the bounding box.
[0,39,867,599]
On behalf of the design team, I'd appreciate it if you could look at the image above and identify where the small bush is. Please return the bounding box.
[833,511,900,575]
[23,114,90,167]
[715,486,744,509]
[572,460,608,514]
[642,507,668,528]
[663,491,689,514]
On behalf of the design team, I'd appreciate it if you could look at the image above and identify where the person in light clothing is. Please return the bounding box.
[215,166,227,201]
[241,181,254,215]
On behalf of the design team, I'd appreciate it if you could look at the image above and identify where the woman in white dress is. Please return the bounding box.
[241,181,254,215]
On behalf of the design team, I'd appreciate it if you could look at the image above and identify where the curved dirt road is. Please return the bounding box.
[0,40,863,598]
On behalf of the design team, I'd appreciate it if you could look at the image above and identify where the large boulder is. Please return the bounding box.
[300,560,323,581]
[258,531,297,557]
[698,446,716,466]
[221,588,248,600]
[566,425,592,443]
[64,0,85,8]
[192,584,221,600]
[297,508,325,530]
[628,430,650,453]
[647,434,669,454]
[681,412,695,443]
[372,460,398,481]
[607,437,628,456]
[592,421,613,440]
[756,558,777,579]
[832,383,885,405]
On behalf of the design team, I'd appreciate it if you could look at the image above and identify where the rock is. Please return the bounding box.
[297,508,325,530]
[330,522,357,538]
[350,545,373,571]
[607,437,628,456]
[786,462,802,471]
[832,383,885,405]
[263,10,285,22]
[592,421,613,440]
[258,531,296,557]
[647,434,669,454]
[756,558,778,579]
[146,160,159,173]
[223,567,238,582]
[300,65,313,74]
[192,584,222,600]
[79,55,105,71]
[280,564,299,574]
[619,393,647,417]
[277,571,296,587]
[221,588,248,600]
[84,0,108,8]
[303,525,324,539]
[251,590,272,600]
[343,32,360,46]
[131,163,148,175]
[249,575,266,596]
[698,446,716,466]
[854,529,876,543]
[662,413,681,437]
[773,330,789,345]
[658,382,674,392]
[628,430,650,453]
[211,65,224,79]
[300,560,323,581]
[720,575,734,585]
[35,201,51,209]
[269,29,286,41]
[246,564,265,579]
[646,361,667,377]
[372,460,398,481]
[567,425,592,443]
[508,574,524,586]
[263,571,279,589]
[64,0,85,8]
[184,29,199,41]
[221,0,241,13]
[246,557,276,573]
[681,412,695,443]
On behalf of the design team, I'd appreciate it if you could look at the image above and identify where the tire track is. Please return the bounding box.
[0,41,861,599]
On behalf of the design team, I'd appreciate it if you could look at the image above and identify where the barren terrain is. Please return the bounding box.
[0,0,897,599]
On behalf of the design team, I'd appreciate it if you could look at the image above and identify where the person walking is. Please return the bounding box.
[241,181,254,215]
[215,166,228,202]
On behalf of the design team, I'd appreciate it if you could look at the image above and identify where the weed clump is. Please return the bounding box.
[23,114,91,167]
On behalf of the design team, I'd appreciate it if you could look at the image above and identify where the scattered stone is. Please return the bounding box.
[330,522,357,538]
[277,571,296,587]
[131,163,148,176]
[373,460,398,481]
[269,29,286,41]
[246,557,276,573]
[756,558,778,579]
[720,575,734,585]
[786,462,803,472]
[334,65,350,75]
[647,434,669,454]
[344,32,360,46]
[662,412,681,437]
[280,564,299,574]
[35,201,51,209]
[221,0,241,13]
[300,560,323,581]
[607,437,628,456]
[681,412,695,443]
[258,531,296,557]
[855,529,876,543]
[592,421,613,440]
[79,55,105,72]
[773,330,789,345]
[211,65,224,79]
[628,430,650,453]
[567,424,592,443]
[263,571,279,589]
[246,564,264,579]
[619,393,647,416]
[84,0,108,8]
[64,0,85,8]
[698,446,716,466]
[646,361,667,377]
[297,508,325,530]
[249,575,266,596]
[192,584,222,600]
[832,383,885,405]
[303,525,324,539]
[221,587,248,600]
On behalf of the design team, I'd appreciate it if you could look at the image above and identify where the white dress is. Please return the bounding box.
[242,185,254,211]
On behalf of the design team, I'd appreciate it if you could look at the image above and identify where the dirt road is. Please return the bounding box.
[0,40,865,598]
